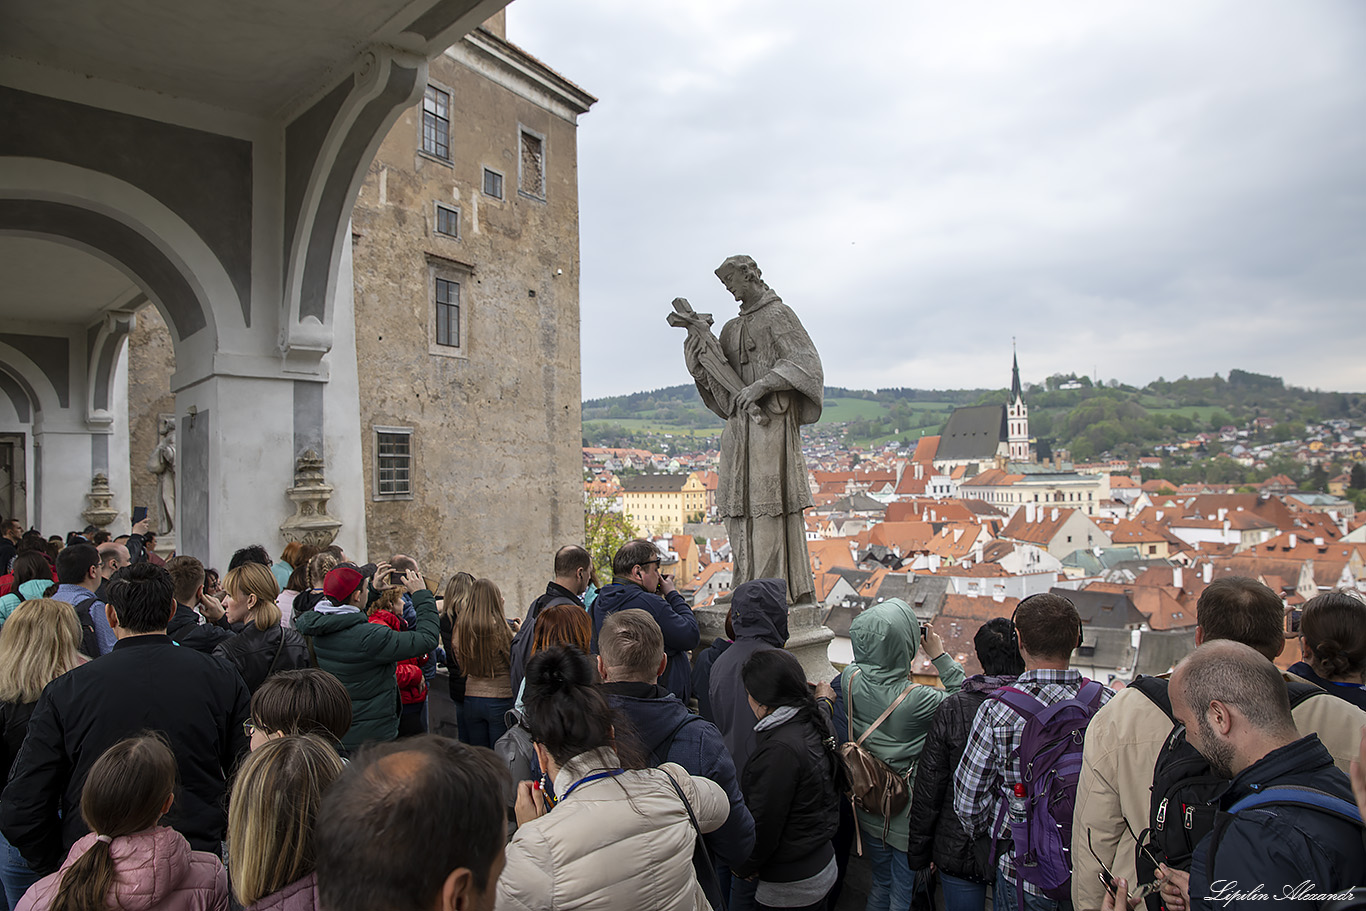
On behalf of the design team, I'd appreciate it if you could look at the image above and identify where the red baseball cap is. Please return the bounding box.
[323,566,366,604]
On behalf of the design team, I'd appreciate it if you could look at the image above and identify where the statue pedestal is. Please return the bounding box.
[694,600,836,683]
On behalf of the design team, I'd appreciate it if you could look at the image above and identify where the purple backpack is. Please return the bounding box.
[989,680,1106,905]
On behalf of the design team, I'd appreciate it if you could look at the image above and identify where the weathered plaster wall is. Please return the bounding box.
[127,304,176,525]
[351,33,586,614]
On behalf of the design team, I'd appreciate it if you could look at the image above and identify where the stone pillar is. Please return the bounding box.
[694,599,836,683]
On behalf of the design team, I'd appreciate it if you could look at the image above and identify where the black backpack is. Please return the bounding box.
[1130,674,1324,910]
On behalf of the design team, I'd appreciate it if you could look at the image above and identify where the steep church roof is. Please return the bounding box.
[1011,351,1024,403]
[936,405,1008,462]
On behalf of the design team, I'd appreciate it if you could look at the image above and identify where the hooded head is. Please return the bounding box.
[729,578,788,646]
[850,598,920,684]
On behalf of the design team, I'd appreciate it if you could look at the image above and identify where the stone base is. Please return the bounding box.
[694,600,836,682]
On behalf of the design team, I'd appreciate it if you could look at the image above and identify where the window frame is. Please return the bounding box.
[373,426,414,501]
[517,123,546,200]
[420,83,453,163]
[482,166,505,200]
[433,202,460,239]
[426,256,472,359]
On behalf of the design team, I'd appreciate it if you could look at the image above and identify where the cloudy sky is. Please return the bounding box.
[504,1,1366,400]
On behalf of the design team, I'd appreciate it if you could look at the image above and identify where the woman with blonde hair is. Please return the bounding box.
[453,578,513,748]
[213,563,311,694]
[0,599,85,906]
[15,735,227,911]
[227,735,343,911]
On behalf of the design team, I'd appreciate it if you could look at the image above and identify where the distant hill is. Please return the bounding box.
[583,370,1366,459]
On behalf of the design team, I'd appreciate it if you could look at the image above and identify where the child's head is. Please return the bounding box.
[52,735,177,911]
[228,734,345,905]
[248,668,352,750]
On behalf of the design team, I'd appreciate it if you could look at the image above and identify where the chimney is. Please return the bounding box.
[1051,508,1060,522]
[915,462,923,480]
[1203,562,1213,584]
[1156,510,1164,521]
[1173,566,1183,589]
[1223,520,1230,536]
[1289,534,1297,548]
[1025,503,1035,523]
[1314,536,1325,546]
[1218,508,1227,521]
[953,527,963,543]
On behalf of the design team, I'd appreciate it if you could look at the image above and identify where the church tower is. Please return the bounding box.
[1007,346,1031,462]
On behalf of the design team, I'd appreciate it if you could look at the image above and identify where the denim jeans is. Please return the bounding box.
[0,829,38,910]
[994,870,1071,911]
[730,873,758,911]
[863,832,916,911]
[941,872,990,911]
[461,695,512,749]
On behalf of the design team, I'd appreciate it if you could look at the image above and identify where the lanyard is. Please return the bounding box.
[559,768,625,802]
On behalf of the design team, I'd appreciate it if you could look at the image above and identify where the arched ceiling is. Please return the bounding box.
[0,236,140,326]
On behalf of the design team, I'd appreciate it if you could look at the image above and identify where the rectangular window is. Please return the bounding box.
[435,204,459,238]
[483,167,504,199]
[375,428,413,499]
[422,86,450,159]
[435,277,460,348]
[518,127,545,198]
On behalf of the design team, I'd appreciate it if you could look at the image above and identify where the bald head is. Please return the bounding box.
[1171,640,1298,777]
[98,542,130,580]
[552,544,592,595]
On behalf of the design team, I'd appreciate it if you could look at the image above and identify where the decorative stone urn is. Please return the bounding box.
[82,473,120,529]
[279,450,342,547]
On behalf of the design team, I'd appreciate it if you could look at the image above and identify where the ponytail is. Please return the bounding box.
[50,838,117,911]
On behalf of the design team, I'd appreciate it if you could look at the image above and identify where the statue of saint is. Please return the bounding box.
[674,255,823,605]
[147,416,176,533]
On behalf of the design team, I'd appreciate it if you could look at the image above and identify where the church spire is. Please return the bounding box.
[1010,340,1023,404]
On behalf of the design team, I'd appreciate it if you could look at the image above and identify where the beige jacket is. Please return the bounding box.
[495,749,728,911]
[1071,673,1366,911]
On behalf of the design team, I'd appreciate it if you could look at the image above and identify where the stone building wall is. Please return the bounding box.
[350,26,593,613]
[127,304,176,531]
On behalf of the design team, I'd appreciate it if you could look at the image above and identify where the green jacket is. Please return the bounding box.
[294,589,439,751]
[841,598,964,851]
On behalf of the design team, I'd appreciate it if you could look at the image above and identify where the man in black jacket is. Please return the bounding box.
[0,562,250,873]
[1160,640,1365,908]
[509,544,592,694]
[165,554,235,652]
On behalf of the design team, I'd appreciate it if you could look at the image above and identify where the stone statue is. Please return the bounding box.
[147,415,176,533]
[674,255,823,605]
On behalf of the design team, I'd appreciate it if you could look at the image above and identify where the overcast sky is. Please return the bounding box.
[505,1,1366,401]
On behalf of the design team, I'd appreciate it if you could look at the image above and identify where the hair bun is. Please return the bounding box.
[527,645,592,694]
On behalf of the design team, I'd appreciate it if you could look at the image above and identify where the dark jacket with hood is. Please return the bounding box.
[906,673,1018,879]
[1286,660,1366,710]
[212,622,311,694]
[1189,734,1366,905]
[294,589,439,751]
[590,580,698,701]
[604,680,756,868]
[708,578,788,775]
[510,581,583,694]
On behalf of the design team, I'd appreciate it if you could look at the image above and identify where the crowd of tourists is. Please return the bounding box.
[0,516,1364,911]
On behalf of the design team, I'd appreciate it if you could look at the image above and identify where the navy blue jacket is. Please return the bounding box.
[1190,734,1365,905]
[692,637,732,723]
[590,581,698,701]
[708,578,789,776]
[604,681,755,868]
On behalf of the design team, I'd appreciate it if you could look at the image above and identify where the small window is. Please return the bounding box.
[435,204,459,238]
[519,127,545,198]
[483,167,504,199]
[435,278,460,347]
[375,428,413,499]
[422,86,450,160]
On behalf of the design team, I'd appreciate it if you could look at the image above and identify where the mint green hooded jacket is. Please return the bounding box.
[837,598,964,852]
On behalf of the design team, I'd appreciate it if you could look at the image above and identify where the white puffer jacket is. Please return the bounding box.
[495,748,728,911]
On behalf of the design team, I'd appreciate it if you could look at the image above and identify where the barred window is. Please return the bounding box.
[422,86,450,159]
[435,278,460,348]
[375,429,412,499]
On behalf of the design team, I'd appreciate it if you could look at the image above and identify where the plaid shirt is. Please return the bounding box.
[952,668,1115,894]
